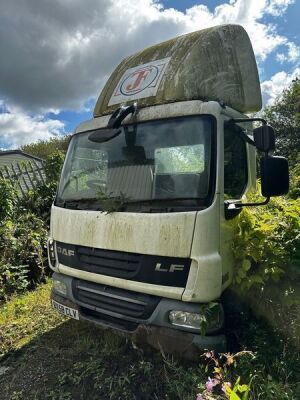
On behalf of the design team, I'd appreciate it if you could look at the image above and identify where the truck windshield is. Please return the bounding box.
[56,116,214,210]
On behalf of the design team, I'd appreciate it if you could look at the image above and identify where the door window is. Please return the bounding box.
[224,123,248,199]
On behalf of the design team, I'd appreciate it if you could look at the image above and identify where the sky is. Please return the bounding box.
[0,0,299,149]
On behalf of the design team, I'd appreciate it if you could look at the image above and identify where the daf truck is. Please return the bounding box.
[48,24,289,356]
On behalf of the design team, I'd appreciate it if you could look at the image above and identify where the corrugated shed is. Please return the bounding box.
[0,150,43,166]
[0,150,46,195]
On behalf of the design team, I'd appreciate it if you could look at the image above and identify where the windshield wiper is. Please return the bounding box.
[58,198,101,210]
[124,197,200,204]
[57,197,205,213]
[58,196,128,212]
[123,198,206,213]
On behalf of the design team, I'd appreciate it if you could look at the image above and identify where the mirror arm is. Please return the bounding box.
[227,118,261,146]
[224,197,270,220]
[225,196,270,210]
[235,197,270,208]
[237,130,255,146]
[108,103,138,129]
[230,118,268,147]
[231,117,267,125]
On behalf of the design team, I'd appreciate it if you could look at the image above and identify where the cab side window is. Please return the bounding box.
[224,123,248,199]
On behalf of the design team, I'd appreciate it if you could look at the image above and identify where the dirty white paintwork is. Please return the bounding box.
[76,100,207,134]
[51,206,197,258]
[182,104,223,303]
[183,201,222,302]
[51,100,221,302]
[59,264,183,300]
[51,100,257,303]
[51,100,225,303]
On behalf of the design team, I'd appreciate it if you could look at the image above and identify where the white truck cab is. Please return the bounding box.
[48,25,289,356]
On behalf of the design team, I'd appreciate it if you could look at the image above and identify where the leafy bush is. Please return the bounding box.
[44,150,66,182]
[0,210,48,301]
[20,151,65,222]
[232,196,300,290]
[0,151,65,301]
[0,178,17,221]
[231,162,300,360]
[289,154,300,199]
[0,264,30,300]
[232,160,300,291]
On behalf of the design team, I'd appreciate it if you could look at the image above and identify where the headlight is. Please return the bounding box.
[169,311,206,329]
[53,279,67,296]
[169,307,222,332]
[48,239,57,269]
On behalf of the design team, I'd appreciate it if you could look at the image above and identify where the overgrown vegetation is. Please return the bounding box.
[231,160,300,355]
[20,151,65,222]
[233,191,299,291]
[0,80,299,399]
[0,151,65,301]
[0,283,299,400]
[0,282,65,357]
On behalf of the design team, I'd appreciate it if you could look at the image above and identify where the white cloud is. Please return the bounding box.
[0,0,298,148]
[287,42,300,63]
[183,0,290,61]
[276,42,300,64]
[266,0,294,16]
[0,0,297,114]
[0,106,65,149]
[261,67,300,105]
[276,53,288,63]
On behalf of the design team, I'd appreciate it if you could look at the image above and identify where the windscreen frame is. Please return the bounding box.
[55,114,217,212]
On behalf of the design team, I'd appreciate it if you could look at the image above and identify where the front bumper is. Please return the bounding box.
[51,272,226,357]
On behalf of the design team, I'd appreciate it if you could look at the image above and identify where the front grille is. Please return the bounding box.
[77,246,141,279]
[79,307,138,331]
[57,241,191,287]
[72,279,160,320]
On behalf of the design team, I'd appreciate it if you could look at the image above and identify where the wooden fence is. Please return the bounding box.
[0,160,46,198]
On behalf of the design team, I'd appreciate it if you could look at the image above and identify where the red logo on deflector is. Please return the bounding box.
[108,57,171,106]
[120,66,159,95]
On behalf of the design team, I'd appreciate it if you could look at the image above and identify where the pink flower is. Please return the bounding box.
[196,394,204,400]
[205,377,219,392]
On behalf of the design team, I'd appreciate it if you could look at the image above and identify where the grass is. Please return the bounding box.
[0,282,65,358]
[0,282,299,400]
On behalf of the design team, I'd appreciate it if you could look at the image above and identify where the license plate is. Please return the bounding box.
[52,300,79,320]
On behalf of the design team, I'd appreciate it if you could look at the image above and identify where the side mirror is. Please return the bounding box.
[253,125,275,153]
[88,128,121,143]
[260,156,289,197]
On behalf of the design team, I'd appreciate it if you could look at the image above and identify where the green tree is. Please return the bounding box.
[263,77,300,168]
[20,135,71,159]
